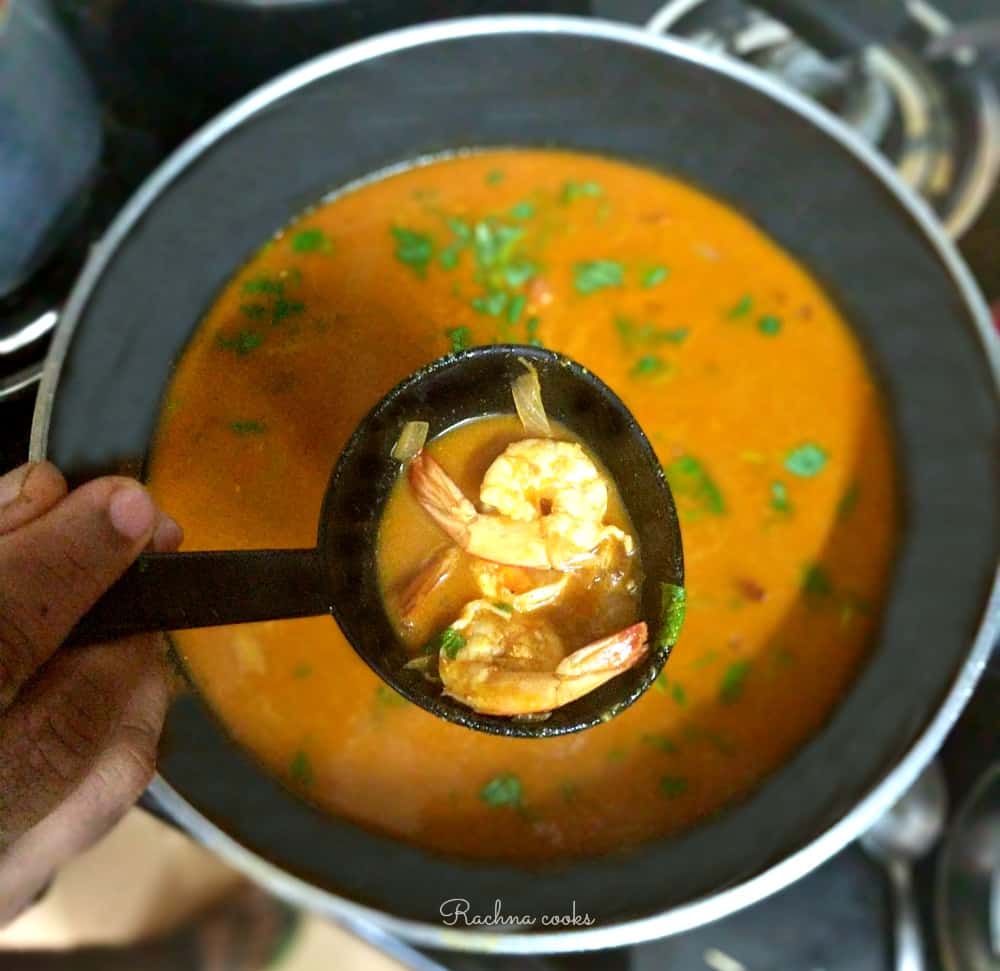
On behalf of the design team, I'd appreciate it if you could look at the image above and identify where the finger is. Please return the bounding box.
[149,509,184,554]
[0,633,169,861]
[0,462,67,536]
[0,478,160,708]
[0,635,168,924]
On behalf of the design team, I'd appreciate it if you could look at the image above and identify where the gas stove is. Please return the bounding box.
[0,2,997,970]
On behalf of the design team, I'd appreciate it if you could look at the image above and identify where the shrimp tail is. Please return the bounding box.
[396,545,461,627]
[408,451,477,547]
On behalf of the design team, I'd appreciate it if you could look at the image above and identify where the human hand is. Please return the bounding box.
[0,462,182,923]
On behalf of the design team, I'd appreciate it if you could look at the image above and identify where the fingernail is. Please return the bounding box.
[109,484,157,541]
[0,463,35,511]
[153,515,184,552]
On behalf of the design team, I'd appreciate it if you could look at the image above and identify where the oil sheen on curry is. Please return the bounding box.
[148,150,898,863]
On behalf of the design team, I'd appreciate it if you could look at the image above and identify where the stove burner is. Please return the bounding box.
[647,0,1000,239]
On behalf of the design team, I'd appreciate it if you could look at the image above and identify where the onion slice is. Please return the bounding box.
[391,420,429,462]
[512,358,551,436]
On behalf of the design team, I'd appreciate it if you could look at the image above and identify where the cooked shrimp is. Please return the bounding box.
[408,445,632,571]
[440,600,648,715]
[469,560,569,613]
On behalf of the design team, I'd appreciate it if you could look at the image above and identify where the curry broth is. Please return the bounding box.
[148,149,898,862]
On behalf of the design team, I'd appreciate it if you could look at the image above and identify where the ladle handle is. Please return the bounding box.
[66,548,328,646]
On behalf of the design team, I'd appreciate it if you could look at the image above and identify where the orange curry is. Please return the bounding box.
[148,149,898,863]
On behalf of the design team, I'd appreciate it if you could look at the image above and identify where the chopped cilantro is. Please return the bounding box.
[608,748,626,764]
[486,169,505,185]
[375,684,408,707]
[561,180,603,203]
[271,297,304,325]
[473,221,523,270]
[447,217,472,240]
[657,582,687,650]
[216,330,263,356]
[439,242,463,270]
[525,316,544,348]
[664,454,725,518]
[615,316,688,348]
[292,664,312,679]
[240,303,267,321]
[642,734,678,754]
[230,419,266,435]
[801,563,833,597]
[507,293,526,325]
[785,443,828,477]
[559,780,579,803]
[652,669,669,694]
[629,354,671,379]
[391,227,434,276]
[242,275,283,296]
[289,750,314,786]
[757,314,782,335]
[660,776,688,798]
[837,481,860,519]
[770,480,791,514]
[671,682,687,707]
[291,228,332,253]
[574,260,624,295]
[726,294,753,318]
[491,601,513,615]
[641,265,669,288]
[719,660,750,704]
[510,201,535,220]
[472,291,508,316]
[503,259,537,287]
[481,773,522,807]
[445,325,471,353]
[424,626,466,659]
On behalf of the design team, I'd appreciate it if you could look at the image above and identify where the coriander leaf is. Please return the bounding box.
[472,291,508,316]
[784,443,828,477]
[292,664,312,679]
[641,265,669,288]
[491,601,514,615]
[289,750,314,786]
[757,314,782,335]
[657,582,687,650]
[424,626,466,659]
[242,275,283,296]
[375,684,408,707]
[608,748,626,763]
[240,303,267,320]
[445,325,471,353]
[837,481,860,520]
[630,354,671,379]
[726,294,753,318]
[561,180,603,203]
[291,228,332,253]
[559,781,579,803]
[671,682,687,707]
[391,227,434,276]
[525,316,544,348]
[664,454,725,517]
[642,733,678,753]
[770,480,791,514]
[481,773,522,807]
[510,201,535,220]
[660,776,688,798]
[216,330,263,356]
[574,260,624,295]
[473,220,523,270]
[271,297,304,325]
[503,259,537,287]
[652,669,669,694]
[447,216,472,240]
[507,293,526,325]
[230,419,266,435]
[719,660,750,704]
[615,316,688,348]
[801,563,833,597]
[439,242,463,270]
[486,169,505,185]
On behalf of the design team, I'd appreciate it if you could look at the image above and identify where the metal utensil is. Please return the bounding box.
[862,760,949,971]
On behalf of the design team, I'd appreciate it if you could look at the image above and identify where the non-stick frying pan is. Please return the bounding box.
[30,16,998,954]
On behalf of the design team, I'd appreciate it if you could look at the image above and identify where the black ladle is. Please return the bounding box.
[69,345,684,738]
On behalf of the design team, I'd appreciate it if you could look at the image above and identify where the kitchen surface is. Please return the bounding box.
[0,1,997,969]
